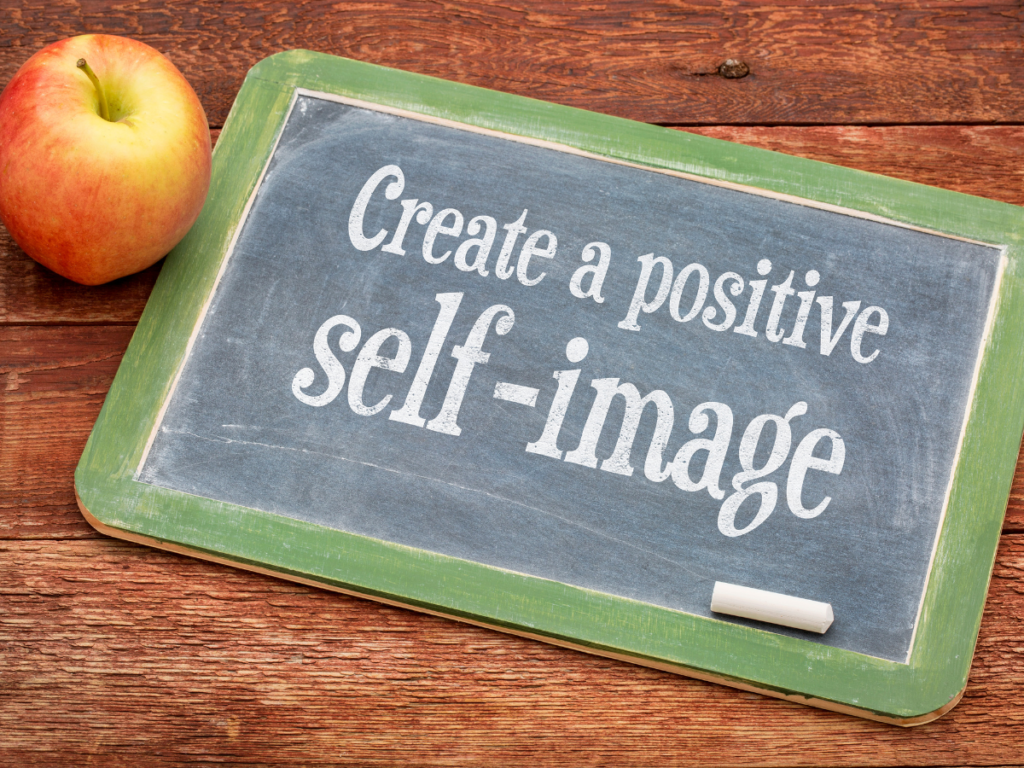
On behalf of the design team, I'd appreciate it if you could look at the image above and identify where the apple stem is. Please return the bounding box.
[76,59,110,122]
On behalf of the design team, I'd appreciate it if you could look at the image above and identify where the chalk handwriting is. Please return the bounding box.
[349,164,557,287]
[291,293,847,538]
[347,163,890,365]
[618,255,889,364]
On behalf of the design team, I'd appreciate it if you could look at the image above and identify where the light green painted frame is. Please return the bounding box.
[76,51,1024,725]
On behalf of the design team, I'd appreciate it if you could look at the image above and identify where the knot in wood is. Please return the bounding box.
[718,59,750,79]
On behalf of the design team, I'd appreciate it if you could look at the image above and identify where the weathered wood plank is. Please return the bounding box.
[0,236,161,325]
[3,323,1021,544]
[2,1,1022,127]
[3,2,1021,761]
[683,126,1024,208]
[3,125,1022,324]
[0,326,133,540]
[0,535,1020,765]
[1005,441,1024,533]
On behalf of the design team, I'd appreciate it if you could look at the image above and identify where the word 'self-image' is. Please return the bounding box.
[140,95,1001,663]
[298,161,889,539]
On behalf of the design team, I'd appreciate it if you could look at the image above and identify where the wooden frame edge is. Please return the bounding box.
[75,491,961,727]
[74,50,1011,726]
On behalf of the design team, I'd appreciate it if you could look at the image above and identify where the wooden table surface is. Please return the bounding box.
[3,2,1023,765]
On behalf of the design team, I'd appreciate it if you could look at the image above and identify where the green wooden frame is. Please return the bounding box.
[76,51,1024,725]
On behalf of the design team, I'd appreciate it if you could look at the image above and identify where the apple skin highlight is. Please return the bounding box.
[0,35,212,285]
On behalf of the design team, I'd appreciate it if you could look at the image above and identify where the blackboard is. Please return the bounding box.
[77,52,1024,724]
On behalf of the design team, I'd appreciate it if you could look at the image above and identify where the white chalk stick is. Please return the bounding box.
[711,581,834,634]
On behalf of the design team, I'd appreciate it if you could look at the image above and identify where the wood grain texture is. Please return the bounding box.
[2,126,1020,324]
[0,234,161,324]
[683,126,1024,208]
[4,322,1021,540]
[0,326,132,540]
[3,2,1023,759]
[2,1,1022,127]
[3,126,1022,545]
[0,535,1021,766]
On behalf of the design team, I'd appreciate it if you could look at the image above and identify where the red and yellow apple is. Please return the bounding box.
[0,34,211,285]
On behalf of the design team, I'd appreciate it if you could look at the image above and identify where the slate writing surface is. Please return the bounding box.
[140,93,1001,662]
